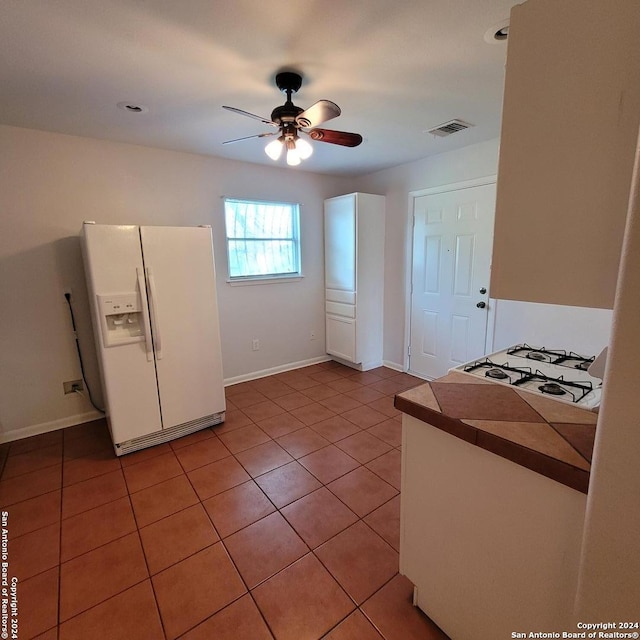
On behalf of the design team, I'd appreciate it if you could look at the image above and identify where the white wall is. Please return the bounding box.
[0,125,352,439]
[353,138,502,368]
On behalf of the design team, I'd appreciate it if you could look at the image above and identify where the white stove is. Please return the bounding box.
[453,344,603,410]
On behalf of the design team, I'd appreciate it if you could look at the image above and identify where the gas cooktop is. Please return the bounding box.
[452,344,603,410]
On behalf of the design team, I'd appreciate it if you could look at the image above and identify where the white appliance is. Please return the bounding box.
[453,344,603,410]
[81,222,225,455]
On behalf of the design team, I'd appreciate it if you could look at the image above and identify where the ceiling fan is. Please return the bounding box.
[222,71,363,166]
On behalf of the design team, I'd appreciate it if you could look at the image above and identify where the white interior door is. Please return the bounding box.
[140,226,225,429]
[409,181,496,379]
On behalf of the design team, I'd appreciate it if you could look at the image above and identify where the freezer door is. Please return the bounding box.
[81,224,162,443]
[140,226,225,428]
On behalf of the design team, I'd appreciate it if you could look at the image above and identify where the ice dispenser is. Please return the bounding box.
[97,293,145,347]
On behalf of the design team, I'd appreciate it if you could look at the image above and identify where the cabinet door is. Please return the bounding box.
[325,195,356,293]
[326,315,357,363]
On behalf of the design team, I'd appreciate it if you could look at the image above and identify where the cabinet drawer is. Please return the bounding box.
[326,301,356,318]
[326,289,356,305]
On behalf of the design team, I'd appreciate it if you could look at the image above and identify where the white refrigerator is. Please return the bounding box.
[81,223,226,456]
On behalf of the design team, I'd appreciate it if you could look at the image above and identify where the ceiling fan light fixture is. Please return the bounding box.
[286,146,301,166]
[265,137,284,160]
[295,137,313,160]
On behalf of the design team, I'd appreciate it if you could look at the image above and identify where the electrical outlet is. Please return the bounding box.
[63,380,83,395]
[252,339,260,351]
[310,331,317,340]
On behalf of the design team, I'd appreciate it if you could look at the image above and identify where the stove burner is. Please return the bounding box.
[575,361,590,371]
[539,383,566,396]
[527,352,546,361]
[486,368,508,380]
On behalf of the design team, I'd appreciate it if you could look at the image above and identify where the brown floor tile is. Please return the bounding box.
[61,496,137,562]
[59,533,148,621]
[290,402,337,426]
[363,496,401,552]
[2,442,63,479]
[129,474,199,528]
[324,609,384,639]
[367,418,402,448]
[276,372,322,391]
[63,449,120,487]
[119,442,172,468]
[218,424,271,454]
[327,378,364,394]
[370,377,417,395]
[16,567,59,640]
[276,427,330,458]
[302,384,341,402]
[255,461,322,508]
[4,490,61,538]
[122,451,183,494]
[272,391,316,411]
[253,553,354,640]
[152,543,246,639]
[257,413,306,439]
[341,406,388,429]
[226,389,269,408]
[315,521,398,605]
[0,464,62,507]
[58,580,164,640]
[8,430,62,456]
[234,440,294,477]
[281,487,358,549]
[61,469,127,519]
[327,467,398,517]
[181,594,274,640]
[212,409,254,434]
[335,432,393,464]
[187,456,250,501]
[63,419,108,442]
[172,436,230,471]
[344,386,387,404]
[310,416,362,443]
[298,445,360,484]
[169,427,216,450]
[320,394,363,414]
[63,429,113,461]
[251,377,295,399]
[9,523,60,580]
[225,511,308,588]
[140,503,219,574]
[203,480,275,538]
[367,396,402,418]
[361,574,449,640]
[33,629,58,640]
[241,400,287,423]
[366,449,402,490]
[309,370,346,384]
[224,380,257,397]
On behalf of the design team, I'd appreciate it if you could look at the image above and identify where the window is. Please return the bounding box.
[224,198,301,282]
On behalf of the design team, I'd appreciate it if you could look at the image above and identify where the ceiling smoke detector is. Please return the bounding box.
[426,119,474,138]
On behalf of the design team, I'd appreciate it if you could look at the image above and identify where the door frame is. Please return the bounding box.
[404,176,498,376]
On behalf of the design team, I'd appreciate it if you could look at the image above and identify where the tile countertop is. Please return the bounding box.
[394,371,598,494]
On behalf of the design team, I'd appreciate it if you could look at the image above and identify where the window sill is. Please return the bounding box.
[226,275,304,287]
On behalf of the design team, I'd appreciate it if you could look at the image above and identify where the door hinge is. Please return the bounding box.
[407,345,411,356]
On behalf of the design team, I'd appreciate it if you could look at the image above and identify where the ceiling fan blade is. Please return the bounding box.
[222,105,277,127]
[296,100,341,128]
[308,128,363,147]
[222,132,277,145]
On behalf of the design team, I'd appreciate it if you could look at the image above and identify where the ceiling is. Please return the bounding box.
[0,0,517,177]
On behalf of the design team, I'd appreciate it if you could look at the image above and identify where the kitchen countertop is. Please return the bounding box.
[394,371,598,493]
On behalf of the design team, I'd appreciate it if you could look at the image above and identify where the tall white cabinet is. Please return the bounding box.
[324,193,385,370]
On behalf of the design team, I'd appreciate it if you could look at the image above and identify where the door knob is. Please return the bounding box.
[476,301,486,309]
[479,287,487,294]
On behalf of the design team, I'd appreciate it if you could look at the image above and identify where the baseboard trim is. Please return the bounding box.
[383,360,404,372]
[0,410,104,444]
[223,355,332,387]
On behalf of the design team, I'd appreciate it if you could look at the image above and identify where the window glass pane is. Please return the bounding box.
[224,199,300,279]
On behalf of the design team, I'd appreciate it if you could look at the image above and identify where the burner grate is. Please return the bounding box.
[507,344,595,371]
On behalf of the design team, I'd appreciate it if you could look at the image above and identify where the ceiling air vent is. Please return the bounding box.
[427,119,474,137]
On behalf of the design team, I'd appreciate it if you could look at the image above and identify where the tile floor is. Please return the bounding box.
[0,361,450,640]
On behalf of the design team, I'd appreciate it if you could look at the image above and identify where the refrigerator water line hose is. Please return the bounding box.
[64,292,105,414]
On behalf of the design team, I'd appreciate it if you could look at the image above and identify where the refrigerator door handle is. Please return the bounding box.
[136,268,154,362]
[145,266,163,360]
